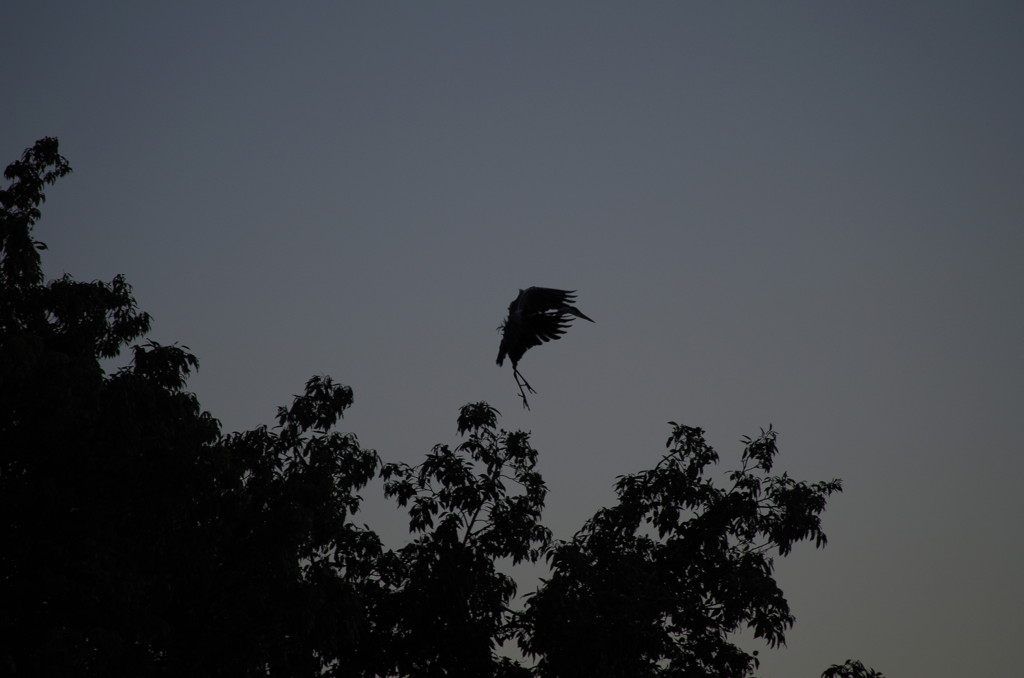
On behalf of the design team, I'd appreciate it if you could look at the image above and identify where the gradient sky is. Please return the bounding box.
[5,2,1023,676]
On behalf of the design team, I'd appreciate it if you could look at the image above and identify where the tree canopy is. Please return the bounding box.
[0,139,884,678]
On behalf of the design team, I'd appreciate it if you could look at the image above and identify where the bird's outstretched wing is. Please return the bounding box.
[496,287,594,367]
[520,287,595,322]
[497,310,573,367]
[519,287,574,311]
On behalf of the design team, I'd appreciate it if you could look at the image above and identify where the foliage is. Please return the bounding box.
[0,139,382,676]
[1,139,884,678]
[377,402,550,677]
[822,659,887,678]
[517,424,842,678]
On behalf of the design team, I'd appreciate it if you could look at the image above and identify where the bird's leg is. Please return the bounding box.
[513,368,536,409]
[514,368,537,395]
[514,367,537,394]
[515,380,531,410]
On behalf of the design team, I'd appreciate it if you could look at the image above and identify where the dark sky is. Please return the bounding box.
[5,2,1023,676]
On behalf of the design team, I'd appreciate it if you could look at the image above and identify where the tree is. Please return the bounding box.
[821,660,887,678]
[1,138,381,677]
[519,423,853,678]
[1,139,884,677]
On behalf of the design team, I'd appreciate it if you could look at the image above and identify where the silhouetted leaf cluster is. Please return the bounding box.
[516,424,842,678]
[822,659,887,678]
[1,139,885,678]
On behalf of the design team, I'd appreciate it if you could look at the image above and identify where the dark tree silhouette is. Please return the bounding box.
[0,139,382,676]
[822,659,887,678]
[496,287,594,409]
[518,423,844,678]
[1,139,885,678]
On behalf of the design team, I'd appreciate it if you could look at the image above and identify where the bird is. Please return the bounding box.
[496,287,594,409]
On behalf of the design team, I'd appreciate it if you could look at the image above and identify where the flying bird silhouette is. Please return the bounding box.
[496,287,594,409]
